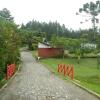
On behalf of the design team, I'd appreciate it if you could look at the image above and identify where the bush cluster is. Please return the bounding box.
[0,18,20,80]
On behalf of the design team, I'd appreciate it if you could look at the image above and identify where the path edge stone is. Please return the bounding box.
[0,64,21,93]
[40,62,100,99]
[70,79,100,99]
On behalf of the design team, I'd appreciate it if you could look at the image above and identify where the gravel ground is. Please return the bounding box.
[0,51,99,100]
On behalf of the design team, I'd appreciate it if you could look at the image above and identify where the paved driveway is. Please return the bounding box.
[0,51,99,100]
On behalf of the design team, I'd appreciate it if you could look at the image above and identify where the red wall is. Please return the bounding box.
[38,48,63,58]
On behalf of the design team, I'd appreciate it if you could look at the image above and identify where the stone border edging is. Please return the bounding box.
[0,64,21,92]
[68,79,100,99]
[39,62,100,99]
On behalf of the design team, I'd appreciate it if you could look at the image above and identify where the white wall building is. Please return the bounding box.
[81,43,97,49]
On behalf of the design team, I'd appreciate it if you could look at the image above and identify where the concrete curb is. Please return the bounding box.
[0,64,21,92]
[70,79,100,99]
[40,63,100,99]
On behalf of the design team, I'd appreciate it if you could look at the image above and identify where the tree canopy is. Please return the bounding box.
[78,1,100,41]
[0,8,20,80]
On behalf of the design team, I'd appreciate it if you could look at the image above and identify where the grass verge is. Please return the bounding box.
[32,50,100,94]
[40,58,100,94]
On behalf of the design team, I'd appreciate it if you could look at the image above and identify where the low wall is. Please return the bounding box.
[38,48,63,58]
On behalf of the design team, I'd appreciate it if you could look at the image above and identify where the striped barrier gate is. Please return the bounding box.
[58,64,74,80]
[6,64,16,79]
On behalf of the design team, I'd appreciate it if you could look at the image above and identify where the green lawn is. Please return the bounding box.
[39,57,100,94]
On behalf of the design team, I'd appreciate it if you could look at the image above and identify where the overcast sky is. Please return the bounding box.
[0,0,99,30]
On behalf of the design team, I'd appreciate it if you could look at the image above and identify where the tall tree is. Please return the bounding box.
[0,8,14,21]
[0,9,20,80]
[78,1,100,42]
